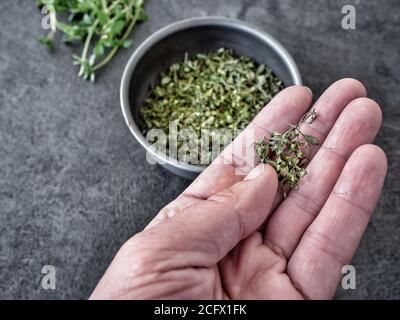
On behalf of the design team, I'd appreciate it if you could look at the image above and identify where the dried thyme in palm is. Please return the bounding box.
[141,48,283,163]
[255,109,319,197]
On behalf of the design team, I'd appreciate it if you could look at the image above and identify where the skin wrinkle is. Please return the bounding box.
[331,192,374,219]
[326,109,381,154]
[302,157,334,187]
[163,226,222,267]
[137,245,202,271]
[186,162,241,200]
[216,262,231,300]
[157,195,208,221]
[218,260,235,300]
[147,192,260,272]
[211,265,223,300]
[124,264,218,299]
[221,252,249,298]
[101,264,174,299]
[289,190,324,219]
[264,239,288,260]
[138,222,222,270]
[180,191,207,201]
[312,79,367,110]
[278,273,305,299]
[208,190,246,245]
[137,272,203,300]
[290,278,311,300]
[219,153,251,175]
[251,119,273,137]
[318,145,348,163]
[302,227,352,266]
[152,194,204,225]
[225,234,290,299]
[120,271,169,299]
[245,259,270,298]
[237,249,294,299]
[179,217,233,266]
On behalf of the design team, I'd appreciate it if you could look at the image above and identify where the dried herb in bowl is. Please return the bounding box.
[141,48,284,164]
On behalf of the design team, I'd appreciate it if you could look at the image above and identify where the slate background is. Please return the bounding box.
[0,0,399,299]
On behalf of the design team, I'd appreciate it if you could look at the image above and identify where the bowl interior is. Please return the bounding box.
[128,23,299,132]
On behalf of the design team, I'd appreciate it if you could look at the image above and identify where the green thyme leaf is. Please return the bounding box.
[304,134,319,146]
[37,0,147,81]
[38,36,54,50]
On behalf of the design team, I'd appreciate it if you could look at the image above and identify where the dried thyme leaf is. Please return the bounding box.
[141,48,284,164]
[255,109,319,197]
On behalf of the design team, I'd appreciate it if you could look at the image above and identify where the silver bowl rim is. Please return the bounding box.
[120,16,302,174]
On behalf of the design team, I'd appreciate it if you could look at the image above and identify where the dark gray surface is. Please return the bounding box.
[0,0,399,299]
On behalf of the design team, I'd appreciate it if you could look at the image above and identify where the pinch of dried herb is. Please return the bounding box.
[141,48,284,163]
[255,109,319,197]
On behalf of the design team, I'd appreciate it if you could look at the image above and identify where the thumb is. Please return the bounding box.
[141,164,278,267]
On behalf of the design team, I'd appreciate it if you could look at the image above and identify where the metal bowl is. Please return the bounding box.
[120,17,302,179]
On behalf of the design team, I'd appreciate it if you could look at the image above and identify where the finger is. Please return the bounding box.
[139,164,278,268]
[264,97,382,258]
[291,78,367,160]
[287,145,387,299]
[148,86,312,227]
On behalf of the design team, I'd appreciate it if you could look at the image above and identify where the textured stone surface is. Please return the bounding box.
[0,0,399,299]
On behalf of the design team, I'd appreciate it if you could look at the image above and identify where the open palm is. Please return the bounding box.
[91,79,387,300]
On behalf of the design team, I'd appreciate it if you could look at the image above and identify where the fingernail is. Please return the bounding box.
[304,86,313,97]
[245,164,266,180]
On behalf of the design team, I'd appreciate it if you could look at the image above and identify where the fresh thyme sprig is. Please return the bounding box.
[36,0,147,81]
[255,109,319,197]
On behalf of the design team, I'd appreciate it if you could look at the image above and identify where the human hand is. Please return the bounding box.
[90,78,387,300]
